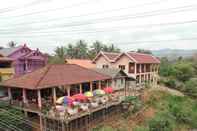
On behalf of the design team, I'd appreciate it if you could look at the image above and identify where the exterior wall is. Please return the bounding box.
[8,46,47,75]
[95,56,111,68]
[0,68,14,81]
[112,55,135,77]
[112,78,125,91]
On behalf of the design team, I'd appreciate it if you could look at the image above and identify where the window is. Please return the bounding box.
[121,78,124,84]
[119,65,125,70]
[102,65,109,69]
[129,62,135,73]
[0,76,2,82]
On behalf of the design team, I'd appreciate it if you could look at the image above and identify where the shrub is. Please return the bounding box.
[148,118,172,131]
[185,78,197,98]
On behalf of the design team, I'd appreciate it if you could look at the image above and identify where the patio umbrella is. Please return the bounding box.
[63,96,74,105]
[104,87,113,94]
[72,93,88,102]
[84,91,93,97]
[56,96,65,104]
[93,89,105,96]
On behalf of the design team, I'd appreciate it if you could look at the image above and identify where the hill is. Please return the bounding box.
[152,49,197,59]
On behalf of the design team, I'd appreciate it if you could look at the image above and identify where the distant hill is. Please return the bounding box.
[152,49,197,59]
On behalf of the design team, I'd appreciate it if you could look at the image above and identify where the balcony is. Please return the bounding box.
[0,68,15,74]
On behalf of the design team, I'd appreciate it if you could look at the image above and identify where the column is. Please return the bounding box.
[134,63,137,75]
[98,81,101,89]
[90,82,93,92]
[37,90,42,109]
[139,64,142,84]
[39,115,43,131]
[8,87,12,100]
[52,87,56,105]
[22,88,28,106]
[79,84,82,93]
[8,88,12,104]
[67,86,71,96]
[25,59,28,72]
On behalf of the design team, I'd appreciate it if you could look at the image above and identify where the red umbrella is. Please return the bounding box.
[72,93,88,102]
[104,87,113,94]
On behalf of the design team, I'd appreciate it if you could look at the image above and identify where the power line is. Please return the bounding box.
[0,108,40,129]
[0,0,166,23]
[0,0,95,18]
[0,118,24,131]
[1,4,196,32]
[0,20,196,35]
[0,0,47,14]
[115,37,197,45]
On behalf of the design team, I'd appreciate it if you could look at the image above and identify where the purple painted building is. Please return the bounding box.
[0,44,48,75]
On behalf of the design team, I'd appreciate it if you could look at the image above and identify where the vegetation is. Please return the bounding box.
[92,90,197,131]
[48,40,120,64]
[0,102,32,131]
[159,56,197,98]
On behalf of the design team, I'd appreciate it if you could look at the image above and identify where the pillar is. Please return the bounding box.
[79,84,82,93]
[39,115,43,131]
[8,87,12,100]
[139,64,142,84]
[134,63,137,74]
[98,81,102,89]
[90,82,93,92]
[52,87,56,105]
[22,88,28,106]
[67,86,71,96]
[37,90,42,109]
[25,59,28,72]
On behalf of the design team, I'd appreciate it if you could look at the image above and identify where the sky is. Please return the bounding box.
[0,0,197,53]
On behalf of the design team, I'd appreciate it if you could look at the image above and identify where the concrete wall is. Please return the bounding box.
[95,56,111,68]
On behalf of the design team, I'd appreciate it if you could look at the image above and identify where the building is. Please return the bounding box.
[92,51,160,86]
[0,44,48,76]
[93,68,135,91]
[0,64,111,111]
[0,54,14,82]
[65,59,96,68]
[0,54,14,97]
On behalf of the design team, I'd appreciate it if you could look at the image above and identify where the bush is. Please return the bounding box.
[164,79,176,89]
[148,118,172,131]
[185,78,197,98]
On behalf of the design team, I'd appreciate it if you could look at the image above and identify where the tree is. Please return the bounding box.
[137,49,152,54]
[54,46,66,59]
[48,46,66,64]
[7,41,17,48]
[173,62,194,82]
[88,41,104,59]
[66,44,75,59]
[185,78,197,98]
[159,57,176,77]
[74,40,88,59]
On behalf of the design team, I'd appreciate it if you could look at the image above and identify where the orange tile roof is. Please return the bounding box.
[93,51,160,64]
[1,64,110,90]
[65,59,96,68]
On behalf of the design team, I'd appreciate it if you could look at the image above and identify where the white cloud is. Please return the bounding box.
[0,0,197,53]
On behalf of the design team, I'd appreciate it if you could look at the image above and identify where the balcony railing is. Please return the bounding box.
[0,68,14,74]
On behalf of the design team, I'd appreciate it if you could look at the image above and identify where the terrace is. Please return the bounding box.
[0,64,117,114]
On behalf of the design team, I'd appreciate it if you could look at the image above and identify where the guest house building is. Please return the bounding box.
[92,51,160,86]
[0,54,14,82]
[0,44,47,76]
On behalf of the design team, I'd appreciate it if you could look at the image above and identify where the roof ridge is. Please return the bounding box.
[73,64,112,78]
[35,65,52,89]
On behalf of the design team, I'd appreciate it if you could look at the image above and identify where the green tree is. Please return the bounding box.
[74,40,88,59]
[173,62,194,82]
[185,78,197,98]
[137,49,152,54]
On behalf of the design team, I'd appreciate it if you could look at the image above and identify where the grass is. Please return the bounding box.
[92,90,197,131]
